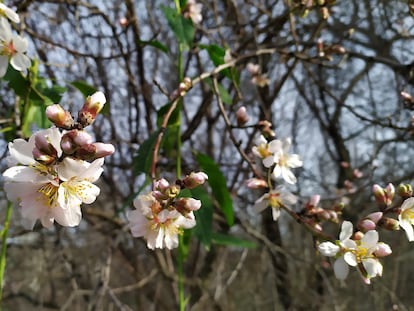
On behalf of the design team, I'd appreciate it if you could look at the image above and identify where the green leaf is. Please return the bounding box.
[205,79,232,105]
[161,6,194,49]
[139,39,169,53]
[191,187,213,248]
[70,80,97,97]
[211,233,256,248]
[21,104,51,137]
[133,130,160,175]
[195,152,234,226]
[200,44,225,67]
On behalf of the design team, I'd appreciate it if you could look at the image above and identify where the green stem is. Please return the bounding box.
[0,201,13,304]
[178,235,186,311]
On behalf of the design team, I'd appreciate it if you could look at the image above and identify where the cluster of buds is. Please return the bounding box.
[47,91,106,129]
[302,195,342,231]
[257,120,275,138]
[171,77,192,98]
[372,183,395,207]
[317,39,347,61]
[128,172,208,249]
[3,91,114,228]
[246,63,270,87]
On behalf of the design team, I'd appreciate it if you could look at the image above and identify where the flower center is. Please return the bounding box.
[402,208,414,221]
[38,182,59,208]
[268,192,282,208]
[1,40,16,56]
[257,144,271,158]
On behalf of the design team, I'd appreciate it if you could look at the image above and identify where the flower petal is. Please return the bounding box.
[318,242,340,257]
[333,256,349,280]
[344,252,357,266]
[399,219,414,242]
[339,221,353,241]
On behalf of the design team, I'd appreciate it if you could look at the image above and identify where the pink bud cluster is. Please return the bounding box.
[44,91,114,162]
[46,91,106,129]
[155,172,207,212]
[128,172,208,249]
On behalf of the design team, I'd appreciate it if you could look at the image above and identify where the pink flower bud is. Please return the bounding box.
[60,135,77,154]
[247,63,260,75]
[374,242,392,257]
[78,91,106,126]
[75,144,96,160]
[246,178,267,189]
[308,195,320,207]
[155,178,170,191]
[357,219,376,232]
[32,147,55,165]
[46,104,74,129]
[365,212,383,224]
[385,183,395,203]
[175,197,202,216]
[67,130,93,147]
[34,133,57,157]
[353,231,364,240]
[182,172,208,189]
[353,169,363,179]
[93,142,115,158]
[236,106,249,126]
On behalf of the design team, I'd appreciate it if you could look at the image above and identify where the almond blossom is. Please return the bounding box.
[252,136,302,184]
[318,221,391,284]
[183,0,203,25]
[0,17,30,77]
[3,128,105,228]
[128,193,197,249]
[266,137,303,184]
[254,186,297,221]
[398,197,414,242]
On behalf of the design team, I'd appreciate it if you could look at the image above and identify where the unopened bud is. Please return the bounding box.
[307,195,320,208]
[257,120,275,138]
[374,242,392,257]
[236,106,249,126]
[329,44,346,54]
[60,135,77,154]
[175,197,201,215]
[155,178,170,192]
[182,172,208,189]
[247,63,260,75]
[353,169,363,179]
[78,91,106,126]
[70,130,93,147]
[74,144,96,160]
[397,183,413,198]
[365,212,383,224]
[93,142,115,158]
[357,219,376,233]
[34,133,57,157]
[46,104,74,129]
[246,178,267,189]
[401,91,414,105]
[32,147,55,165]
[353,231,364,240]
[373,184,394,206]
[378,217,400,231]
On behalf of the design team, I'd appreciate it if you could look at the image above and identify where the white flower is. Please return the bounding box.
[252,135,276,166]
[267,138,302,184]
[319,221,390,283]
[0,3,20,23]
[3,128,104,228]
[128,193,197,249]
[0,18,30,77]
[254,186,297,221]
[398,197,414,242]
[184,0,203,24]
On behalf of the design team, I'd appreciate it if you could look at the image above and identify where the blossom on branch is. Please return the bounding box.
[318,221,391,284]
[0,18,30,77]
[183,0,203,25]
[3,128,105,228]
[254,186,297,221]
[398,197,414,242]
[128,174,207,250]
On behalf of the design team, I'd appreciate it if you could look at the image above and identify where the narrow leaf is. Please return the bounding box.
[195,152,234,226]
